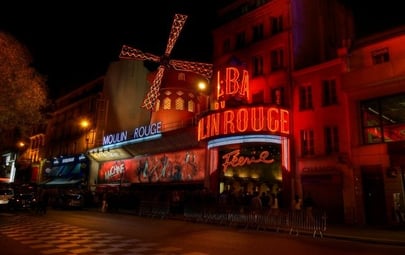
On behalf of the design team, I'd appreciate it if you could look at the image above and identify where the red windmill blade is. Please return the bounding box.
[119,13,213,110]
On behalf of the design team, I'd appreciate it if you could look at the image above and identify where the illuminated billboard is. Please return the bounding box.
[98,148,206,184]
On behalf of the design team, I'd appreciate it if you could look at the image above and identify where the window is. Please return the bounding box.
[322,79,338,106]
[178,73,186,81]
[236,31,246,49]
[361,93,405,144]
[175,98,185,110]
[299,85,313,110]
[163,97,171,110]
[188,100,195,112]
[271,87,285,106]
[252,55,263,76]
[270,48,284,71]
[324,126,339,154]
[252,23,264,42]
[371,48,389,65]
[300,129,315,156]
[223,38,231,53]
[270,16,283,35]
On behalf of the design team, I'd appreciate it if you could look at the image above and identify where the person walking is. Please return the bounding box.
[292,194,302,211]
[37,187,49,215]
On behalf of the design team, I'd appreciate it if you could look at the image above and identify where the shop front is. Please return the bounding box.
[41,154,89,188]
[87,122,209,211]
[40,154,90,207]
[198,105,291,209]
[196,64,292,208]
[0,152,17,184]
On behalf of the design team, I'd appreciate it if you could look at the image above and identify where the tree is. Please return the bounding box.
[0,31,48,151]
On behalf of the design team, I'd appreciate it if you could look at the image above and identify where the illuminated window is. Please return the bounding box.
[324,126,339,154]
[178,73,186,81]
[252,55,263,76]
[163,97,171,110]
[270,48,284,71]
[270,16,283,35]
[155,99,161,110]
[175,97,185,110]
[299,85,313,110]
[361,93,405,144]
[188,100,195,112]
[252,23,264,42]
[371,48,389,65]
[300,129,315,156]
[322,79,338,106]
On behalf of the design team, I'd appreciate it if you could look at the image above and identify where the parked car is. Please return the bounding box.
[8,192,37,211]
[53,188,85,209]
[0,188,14,209]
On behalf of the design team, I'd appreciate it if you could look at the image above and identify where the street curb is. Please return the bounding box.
[322,233,405,246]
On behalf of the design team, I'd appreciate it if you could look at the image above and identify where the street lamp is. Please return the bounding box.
[80,119,91,151]
[197,79,210,114]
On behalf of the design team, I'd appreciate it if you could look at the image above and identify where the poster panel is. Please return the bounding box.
[98,148,206,184]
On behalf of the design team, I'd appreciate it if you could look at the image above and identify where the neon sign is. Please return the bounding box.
[216,66,249,104]
[222,149,275,173]
[198,106,289,141]
[103,122,162,146]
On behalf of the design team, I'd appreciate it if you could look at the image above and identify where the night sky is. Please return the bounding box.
[0,1,404,99]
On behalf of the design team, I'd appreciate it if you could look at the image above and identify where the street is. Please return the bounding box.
[0,208,404,255]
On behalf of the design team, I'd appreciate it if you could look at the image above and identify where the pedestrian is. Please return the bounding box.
[260,191,270,211]
[303,193,315,222]
[270,193,279,212]
[37,187,49,215]
[292,194,302,211]
[101,191,108,213]
[251,192,263,214]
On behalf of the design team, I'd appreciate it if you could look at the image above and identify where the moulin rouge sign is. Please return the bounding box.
[198,66,290,141]
[103,122,162,146]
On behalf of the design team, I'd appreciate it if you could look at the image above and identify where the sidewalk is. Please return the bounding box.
[112,208,405,246]
[323,224,405,246]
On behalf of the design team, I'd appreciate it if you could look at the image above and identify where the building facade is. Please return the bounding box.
[39,77,105,189]
[211,0,355,223]
[20,0,405,226]
[341,27,405,225]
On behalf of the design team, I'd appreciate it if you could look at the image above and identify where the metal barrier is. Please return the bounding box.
[183,205,327,238]
[138,201,170,219]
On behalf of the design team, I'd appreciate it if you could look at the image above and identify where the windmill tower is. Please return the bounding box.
[120,14,213,106]
[119,14,213,131]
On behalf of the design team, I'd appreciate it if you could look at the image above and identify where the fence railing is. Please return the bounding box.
[136,201,327,238]
[183,205,327,238]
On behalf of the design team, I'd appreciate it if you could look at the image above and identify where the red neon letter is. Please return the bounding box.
[236,108,249,132]
[251,107,264,131]
[223,110,235,135]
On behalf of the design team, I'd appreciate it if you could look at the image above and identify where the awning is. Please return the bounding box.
[87,147,133,161]
[42,178,81,187]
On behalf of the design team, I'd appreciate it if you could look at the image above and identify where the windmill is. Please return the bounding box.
[119,13,213,110]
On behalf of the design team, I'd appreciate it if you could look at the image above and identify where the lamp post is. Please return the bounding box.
[197,79,210,115]
[80,119,90,151]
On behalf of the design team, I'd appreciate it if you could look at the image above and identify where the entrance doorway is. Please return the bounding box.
[301,173,344,224]
[361,165,386,225]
